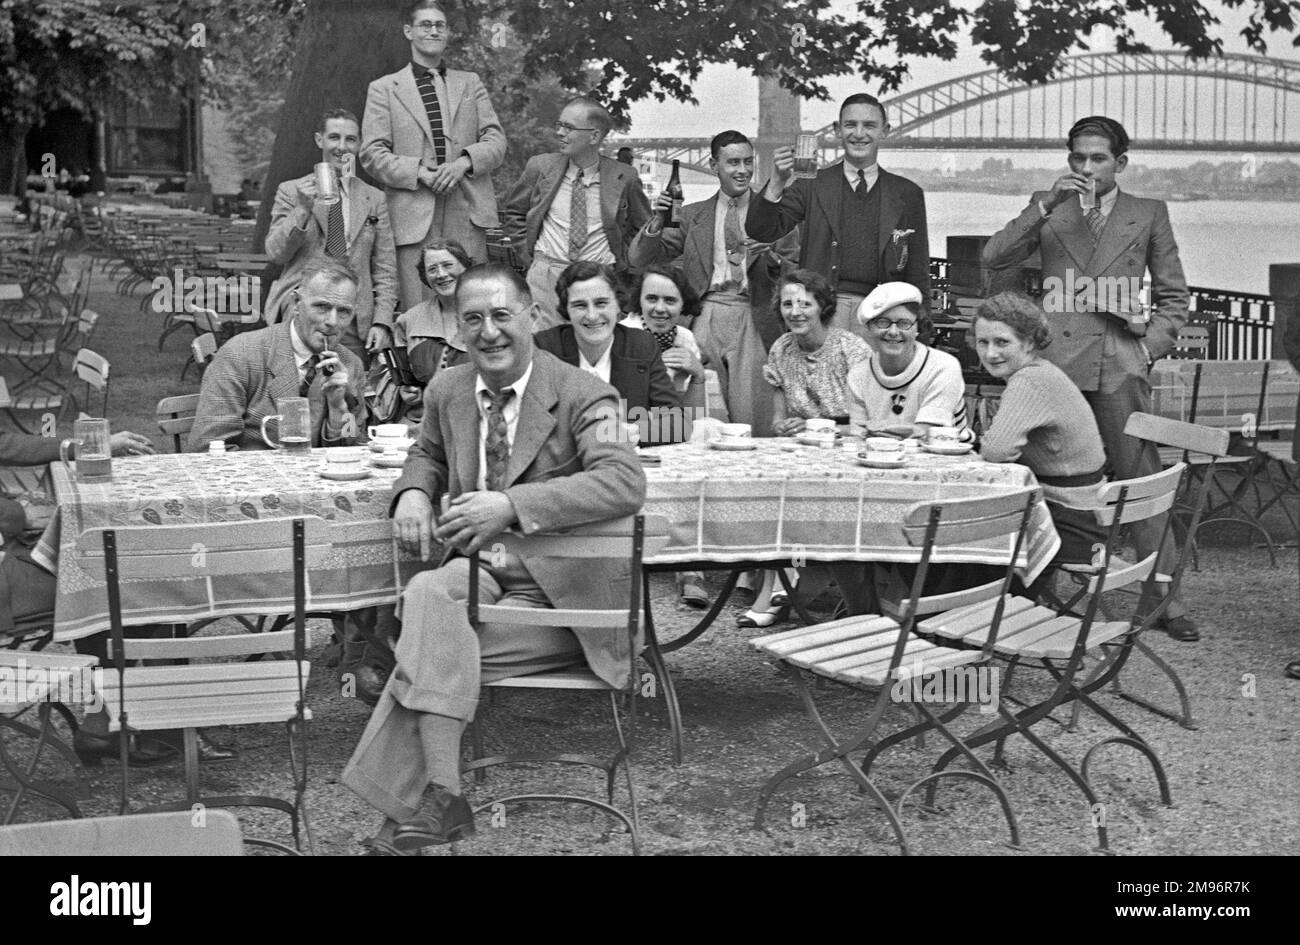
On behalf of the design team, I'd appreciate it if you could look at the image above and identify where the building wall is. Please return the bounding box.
[202,105,248,196]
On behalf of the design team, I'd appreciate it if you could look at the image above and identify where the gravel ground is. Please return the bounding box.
[4,249,1297,855]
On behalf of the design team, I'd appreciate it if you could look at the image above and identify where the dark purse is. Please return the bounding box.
[366,356,404,424]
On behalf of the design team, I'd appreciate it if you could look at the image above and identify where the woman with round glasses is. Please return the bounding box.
[391,239,473,424]
[846,281,971,440]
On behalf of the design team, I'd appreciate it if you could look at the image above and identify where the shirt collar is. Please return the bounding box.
[843,162,879,189]
[1097,184,1120,215]
[289,319,314,367]
[567,158,600,184]
[718,188,752,211]
[475,360,534,405]
[411,61,447,79]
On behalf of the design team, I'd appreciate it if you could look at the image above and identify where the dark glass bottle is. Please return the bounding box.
[662,160,683,229]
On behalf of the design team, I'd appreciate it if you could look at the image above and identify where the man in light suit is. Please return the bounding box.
[628,130,798,434]
[189,258,367,451]
[342,264,646,853]
[502,96,652,327]
[983,115,1195,640]
[361,0,507,310]
[747,93,931,340]
[264,108,398,366]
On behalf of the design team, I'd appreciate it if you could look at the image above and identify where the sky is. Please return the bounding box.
[625,1,1300,168]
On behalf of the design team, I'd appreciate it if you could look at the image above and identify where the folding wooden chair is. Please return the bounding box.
[155,393,200,454]
[463,514,670,855]
[71,348,110,420]
[918,422,1222,850]
[750,489,1039,855]
[75,517,330,854]
[0,649,99,823]
[180,331,218,383]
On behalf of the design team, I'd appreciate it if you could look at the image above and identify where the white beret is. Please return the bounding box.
[856,282,924,324]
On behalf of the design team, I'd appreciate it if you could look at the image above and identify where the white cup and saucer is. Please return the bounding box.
[368,423,414,453]
[710,422,757,451]
[797,418,838,448]
[858,436,906,468]
[319,447,372,481]
[921,425,974,455]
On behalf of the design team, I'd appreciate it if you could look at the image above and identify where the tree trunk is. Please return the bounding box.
[253,0,410,251]
[6,123,30,200]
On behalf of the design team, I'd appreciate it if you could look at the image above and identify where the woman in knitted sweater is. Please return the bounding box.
[974,292,1108,565]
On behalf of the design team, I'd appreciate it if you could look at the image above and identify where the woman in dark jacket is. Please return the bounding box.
[534,261,682,446]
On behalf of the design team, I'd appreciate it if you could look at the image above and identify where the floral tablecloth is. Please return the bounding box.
[48,442,1059,641]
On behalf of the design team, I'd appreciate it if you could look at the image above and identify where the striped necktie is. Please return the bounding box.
[414,64,448,167]
[724,197,744,286]
[326,197,346,258]
[299,353,322,397]
[483,388,515,491]
[568,169,588,261]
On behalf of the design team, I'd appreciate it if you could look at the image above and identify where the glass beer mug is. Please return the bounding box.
[60,418,113,483]
[261,397,313,452]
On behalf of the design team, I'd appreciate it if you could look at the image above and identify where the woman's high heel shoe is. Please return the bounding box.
[736,603,790,629]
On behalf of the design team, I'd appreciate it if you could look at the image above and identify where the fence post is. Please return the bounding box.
[1270,264,1300,363]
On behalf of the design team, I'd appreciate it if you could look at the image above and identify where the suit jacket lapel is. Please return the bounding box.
[1087,191,1142,273]
[392,68,434,147]
[599,158,622,233]
[876,171,903,258]
[269,321,304,404]
[540,155,566,216]
[689,194,718,275]
[346,182,368,245]
[443,69,467,127]
[1051,198,1096,271]
[506,355,559,487]
[813,165,841,239]
[447,380,480,493]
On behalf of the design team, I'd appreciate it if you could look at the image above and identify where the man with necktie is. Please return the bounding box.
[361,0,507,310]
[189,258,367,451]
[983,115,1196,641]
[341,263,645,853]
[746,93,931,341]
[264,108,398,366]
[628,130,798,433]
[502,96,652,327]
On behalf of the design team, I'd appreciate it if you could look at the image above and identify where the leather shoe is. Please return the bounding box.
[679,581,710,609]
[195,732,237,763]
[1156,614,1200,642]
[1285,660,1300,680]
[73,729,178,768]
[350,663,390,706]
[392,786,475,850]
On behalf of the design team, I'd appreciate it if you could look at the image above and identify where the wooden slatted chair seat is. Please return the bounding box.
[9,391,62,411]
[0,337,58,358]
[1256,439,1294,462]
[485,667,607,690]
[0,466,48,496]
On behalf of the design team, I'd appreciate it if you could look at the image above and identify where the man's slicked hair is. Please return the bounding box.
[318,107,359,135]
[565,96,613,137]
[405,0,447,24]
[1067,115,1131,159]
[710,130,751,161]
[455,263,532,309]
[838,92,887,125]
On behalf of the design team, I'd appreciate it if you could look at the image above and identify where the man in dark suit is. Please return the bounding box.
[503,96,652,327]
[629,130,798,434]
[264,108,398,367]
[341,263,646,853]
[361,0,507,310]
[983,116,1196,640]
[189,258,367,451]
[747,93,931,341]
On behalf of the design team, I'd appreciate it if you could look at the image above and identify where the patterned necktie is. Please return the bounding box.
[326,196,346,259]
[1086,207,1105,244]
[568,169,587,261]
[299,353,322,397]
[856,169,867,194]
[484,387,516,491]
[415,65,448,167]
[724,196,744,286]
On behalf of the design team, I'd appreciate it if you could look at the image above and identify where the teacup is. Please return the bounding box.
[865,437,904,453]
[719,422,752,440]
[863,450,903,464]
[805,418,836,435]
[369,424,407,440]
[327,448,366,468]
[928,426,962,445]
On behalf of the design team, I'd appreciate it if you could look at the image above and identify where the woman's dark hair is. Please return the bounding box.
[555,260,625,319]
[975,292,1053,351]
[416,238,473,289]
[772,268,836,326]
[630,264,701,321]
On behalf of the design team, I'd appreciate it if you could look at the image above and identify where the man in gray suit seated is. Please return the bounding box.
[342,263,646,853]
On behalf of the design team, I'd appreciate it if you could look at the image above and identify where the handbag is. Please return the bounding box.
[366,358,403,424]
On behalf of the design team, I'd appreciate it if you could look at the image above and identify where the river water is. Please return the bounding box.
[680,183,1298,295]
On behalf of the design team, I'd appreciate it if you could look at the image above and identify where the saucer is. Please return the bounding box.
[318,464,372,481]
[796,433,838,447]
[857,454,907,469]
[921,441,974,456]
[369,453,407,469]
[710,438,757,451]
[369,439,413,453]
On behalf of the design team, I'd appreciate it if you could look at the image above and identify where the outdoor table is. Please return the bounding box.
[45,443,1059,643]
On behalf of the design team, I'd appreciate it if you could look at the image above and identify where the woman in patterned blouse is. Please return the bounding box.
[763,269,872,436]
[391,239,473,425]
